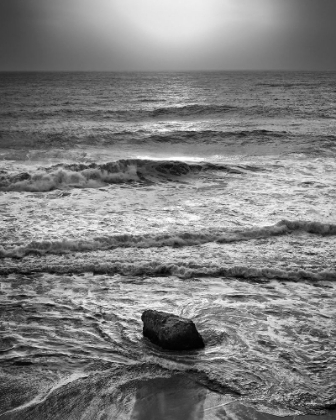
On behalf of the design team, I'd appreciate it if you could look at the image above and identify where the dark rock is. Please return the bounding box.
[141,310,205,351]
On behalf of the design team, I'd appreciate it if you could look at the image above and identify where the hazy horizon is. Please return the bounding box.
[1,0,336,72]
[2,69,336,73]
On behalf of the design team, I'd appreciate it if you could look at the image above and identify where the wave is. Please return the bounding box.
[0,104,237,122]
[4,101,333,123]
[141,129,288,144]
[255,83,315,88]
[142,104,236,119]
[0,159,250,192]
[0,128,293,153]
[1,220,335,259]
[0,259,335,282]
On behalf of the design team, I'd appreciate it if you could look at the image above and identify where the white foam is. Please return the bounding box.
[136,155,206,162]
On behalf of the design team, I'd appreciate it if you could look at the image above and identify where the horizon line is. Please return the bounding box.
[1,68,336,73]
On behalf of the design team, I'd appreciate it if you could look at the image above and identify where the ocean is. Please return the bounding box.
[0,71,335,420]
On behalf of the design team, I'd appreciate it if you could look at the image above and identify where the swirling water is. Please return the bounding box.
[0,71,335,420]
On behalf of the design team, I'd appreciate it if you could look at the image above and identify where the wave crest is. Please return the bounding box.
[1,219,335,258]
[0,260,334,282]
[0,159,250,192]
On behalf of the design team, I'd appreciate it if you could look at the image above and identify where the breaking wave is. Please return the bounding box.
[0,159,252,192]
[1,220,335,259]
[0,260,335,282]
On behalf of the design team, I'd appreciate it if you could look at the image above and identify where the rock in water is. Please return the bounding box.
[141,310,205,351]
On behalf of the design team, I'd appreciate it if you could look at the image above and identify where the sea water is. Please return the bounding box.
[0,71,335,419]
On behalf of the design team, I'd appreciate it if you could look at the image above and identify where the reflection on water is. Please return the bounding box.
[130,375,206,420]
[207,402,336,420]
[129,377,336,420]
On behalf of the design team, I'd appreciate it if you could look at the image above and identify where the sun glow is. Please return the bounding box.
[112,0,281,48]
[40,0,287,70]
[113,0,232,46]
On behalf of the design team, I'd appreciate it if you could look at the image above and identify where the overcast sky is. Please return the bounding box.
[1,0,335,71]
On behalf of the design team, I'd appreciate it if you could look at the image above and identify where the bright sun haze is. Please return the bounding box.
[105,0,283,69]
[0,0,335,70]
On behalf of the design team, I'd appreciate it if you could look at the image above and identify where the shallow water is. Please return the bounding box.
[1,273,336,418]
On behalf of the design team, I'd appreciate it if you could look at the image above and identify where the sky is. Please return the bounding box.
[0,0,336,71]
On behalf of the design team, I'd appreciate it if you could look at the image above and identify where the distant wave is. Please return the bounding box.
[92,103,237,121]
[2,128,334,160]
[0,104,237,121]
[141,129,288,144]
[0,128,293,152]
[3,101,334,122]
[255,83,315,88]
[0,159,253,191]
[1,220,335,259]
